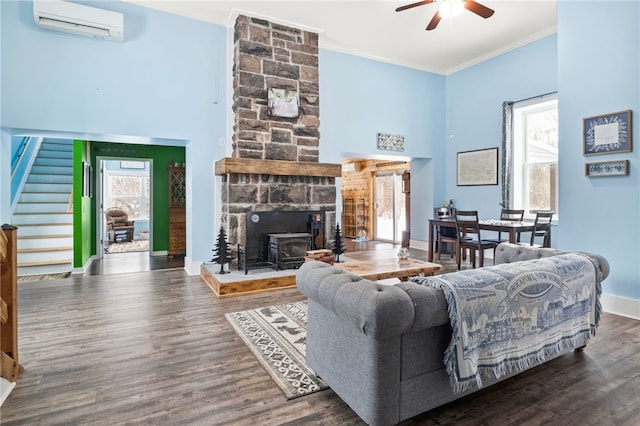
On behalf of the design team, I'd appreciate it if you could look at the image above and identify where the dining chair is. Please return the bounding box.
[491,208,525,243]
[454,210,499,270]
[433,207,458,261]
[528,210,554,247]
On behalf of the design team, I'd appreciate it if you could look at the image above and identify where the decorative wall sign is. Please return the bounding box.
[267,88,299,118]
[585,159,628,177]
[377,133,405,152]
[583,110,632,155]
[457,147,499,186]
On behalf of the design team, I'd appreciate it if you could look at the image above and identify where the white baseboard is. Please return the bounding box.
[410,239,429,251]
[71,255,97,275]
[601,293,640,320]
[150,250,168,256]
[184,257,202,276]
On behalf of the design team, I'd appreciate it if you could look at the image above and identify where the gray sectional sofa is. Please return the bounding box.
[296,243,609,426]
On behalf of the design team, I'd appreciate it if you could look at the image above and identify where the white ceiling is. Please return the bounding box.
[124,0,557,75]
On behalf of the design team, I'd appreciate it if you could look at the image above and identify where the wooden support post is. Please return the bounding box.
[1,224,23,382]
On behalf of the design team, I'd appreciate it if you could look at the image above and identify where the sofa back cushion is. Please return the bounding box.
[494,242,561,264]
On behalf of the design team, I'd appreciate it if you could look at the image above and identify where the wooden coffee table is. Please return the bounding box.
[333,258,441,281]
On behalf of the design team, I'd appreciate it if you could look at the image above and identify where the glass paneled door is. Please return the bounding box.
[374,171,406,243]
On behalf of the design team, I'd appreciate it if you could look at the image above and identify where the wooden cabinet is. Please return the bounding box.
[168,167,186,257]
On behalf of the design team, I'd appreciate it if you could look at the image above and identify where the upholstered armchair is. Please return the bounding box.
[105,207,135,243]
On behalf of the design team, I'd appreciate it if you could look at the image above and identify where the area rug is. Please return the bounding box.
[225,301,328,399]
[106,239,149,253]
[18,271,70,282]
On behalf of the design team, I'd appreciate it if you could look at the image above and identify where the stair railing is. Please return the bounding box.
[10,137,31,176]
[10,137,43,210]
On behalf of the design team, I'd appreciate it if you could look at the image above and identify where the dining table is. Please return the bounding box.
[427,218,548,262]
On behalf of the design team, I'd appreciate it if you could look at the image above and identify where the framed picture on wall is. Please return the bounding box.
[583,110,632,155]
[457,147,499,186]
[267,88,299,118]
[585,159,629,177]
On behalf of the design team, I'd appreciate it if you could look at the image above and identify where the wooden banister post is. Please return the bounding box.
[1,224,23,382]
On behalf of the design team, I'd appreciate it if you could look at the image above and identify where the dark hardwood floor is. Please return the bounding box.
[84,251,185,276]
[3,240,639,425]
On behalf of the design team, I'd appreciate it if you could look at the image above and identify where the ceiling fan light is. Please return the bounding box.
[438,0,465,18]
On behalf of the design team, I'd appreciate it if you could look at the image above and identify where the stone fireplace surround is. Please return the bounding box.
[215,15,341,264]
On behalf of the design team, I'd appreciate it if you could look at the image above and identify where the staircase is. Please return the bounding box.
[12,139,74,276]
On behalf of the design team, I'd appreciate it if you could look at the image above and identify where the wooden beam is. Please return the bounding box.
[214,157,342,177]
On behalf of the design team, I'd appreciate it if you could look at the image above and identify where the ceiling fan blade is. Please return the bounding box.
[396,0,434,12]
[464,0,495,18]
[426,11,442,30]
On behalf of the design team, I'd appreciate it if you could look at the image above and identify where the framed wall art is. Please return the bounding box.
[457,147,499,186]
[377,133,405,152]
[583,109,632,155]
[585,159,629,177]
[267,88,299,118]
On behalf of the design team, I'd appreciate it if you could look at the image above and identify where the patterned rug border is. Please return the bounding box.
[18,271,71,282]
[225,301,328,399]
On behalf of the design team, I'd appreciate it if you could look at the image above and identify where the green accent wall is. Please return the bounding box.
[73,140,93,268]
[72,141,185,269]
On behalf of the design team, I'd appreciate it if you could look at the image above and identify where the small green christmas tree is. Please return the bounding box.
[211,226,233,274]
[332,224,346,263]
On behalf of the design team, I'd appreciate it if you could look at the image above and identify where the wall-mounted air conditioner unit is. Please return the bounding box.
[342,162,363,173]
[33,0,124,42]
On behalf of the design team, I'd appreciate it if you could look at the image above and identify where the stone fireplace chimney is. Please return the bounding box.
[215,15,341,253]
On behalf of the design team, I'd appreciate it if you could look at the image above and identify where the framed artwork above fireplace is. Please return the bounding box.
[267,88,299,118]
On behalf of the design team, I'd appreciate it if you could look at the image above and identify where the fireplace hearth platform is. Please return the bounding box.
[200,263,300,297]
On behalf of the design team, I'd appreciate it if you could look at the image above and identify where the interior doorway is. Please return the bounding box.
[97,158,152,258]
[340,157,410,245]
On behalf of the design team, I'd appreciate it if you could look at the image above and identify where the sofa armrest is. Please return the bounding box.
[296,261,449,339]
[576,252,610,281]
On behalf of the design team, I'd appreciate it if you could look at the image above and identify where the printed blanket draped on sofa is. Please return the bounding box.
[411,253,602,393]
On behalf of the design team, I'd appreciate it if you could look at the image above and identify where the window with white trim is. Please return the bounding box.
[511,96,558,218]
[109,173,150,220]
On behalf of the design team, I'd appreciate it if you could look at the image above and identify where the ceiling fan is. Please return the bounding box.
[396,0,495,31]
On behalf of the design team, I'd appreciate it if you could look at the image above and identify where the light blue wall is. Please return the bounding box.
[444,34,558,221]
[2,0,639,308]
[557,0,640,301]
[319,50,445,161]
[0,0,227,266]
[319,50,445,242]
